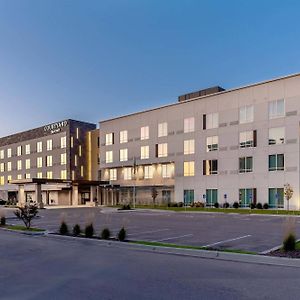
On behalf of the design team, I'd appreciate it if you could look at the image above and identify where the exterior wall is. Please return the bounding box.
[99,74,300,209]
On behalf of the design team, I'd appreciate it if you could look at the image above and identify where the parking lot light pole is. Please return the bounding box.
[133,157,136,209]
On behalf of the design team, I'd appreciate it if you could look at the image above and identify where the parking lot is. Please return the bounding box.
[4,207,300,253]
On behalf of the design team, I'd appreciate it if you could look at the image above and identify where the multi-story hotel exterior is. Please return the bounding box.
[0,119,98,205]
[100,74,300,210]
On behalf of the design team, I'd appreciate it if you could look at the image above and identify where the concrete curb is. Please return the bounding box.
[0,227,48,236]
[44,233,300,268]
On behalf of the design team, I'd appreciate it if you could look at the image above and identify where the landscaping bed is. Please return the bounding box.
[0,224,45,232]
[267,242,300,258]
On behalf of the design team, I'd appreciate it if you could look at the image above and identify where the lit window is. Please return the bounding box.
[269,127,285,145]
[37,172,43,179]
[25,159,30,170]
[0,163,4,172]
[269,154,284,171]
[239,105,254,124]
[74,155,78,166]
[206,136,218,152]
[141,146,149,159]
[0,150,4,159]
[61,153,67,165]
[203,160,218,175]
[184,161,195,176]
[144,165,154,179]
[239,131,256,148]
[120,130,128,144]
[37,157,43,168]
[80,166,84,177]
[47,171,53,179]
[184,117,195,133]
[269,99,285,119]
[76,128,79,139]
[239,157,253,173]
[37,141,43,153]
[7,148,12,158]
[7,175,11,182]
[61,136,67,148]
[109,169,117,181]
[105,133,114,145]
[106,151,113,163]
[25,144,30,155]
[79,145,82,157]
[124,167,132,180]
[162,164,173,178]
[184,139,195,155]
[46,156,53,167]
[17,160,22,170]
[0,176,4,185]
[203,113,218,130]
[7,162,11,172]
[25,173,30,179]
[120,149,128,162]
[61,170,67,180]
[71,137,74,148]
[158,122,168,137]
[17,146,22,156]
[157,143,168,158]
[47,139,53,151]
[17,174,22,180]
[141,126,149,140]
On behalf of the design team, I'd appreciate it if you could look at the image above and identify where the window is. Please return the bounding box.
[25,159,30,170]
[106,151,113,163]
[7,148,11,158]
[61,153,67,165]
[184,190,194,206]
[141,146,149,160]
[269,188,284,208]
[17,174,22,180]
[37,141,42,153]
[206,189,218,206]
[120,130,128,144]
[239,130,256,148]
[109,169,117,181]
[46,156,53,167]
[79,145,82,157]
[184,139,195,155]
[7,162,11,172]
[269,154,284,171]
[158,122,168,137]
[47,171,53,179]
[157,143,168,158]
[269,99,285,119]
[144,165,154,179]
[37,157,43,168]
[184,117,194,133]
[71,137,74,148]
[76,128,79,139]
[61,170,67,180]
[74,155,78,167]
[61,136,67,148]
[105,133,114,145]
[25,144,30,155]
[206,136,218,152]
[239,105,254,124]
[47,139,52,151]
[184,161,195,176]
[7,175,11,182]
[141,126,149,140]
[17,146,22,156]
[25,173,30,179]
[0,176,4,185]
[269,127,285,145]
[124,167,132,180]
[80,166,84,177]
[0,150,4,159]
[203,113,218,130]
[239,157,253,173]
[0,163,4,172]
[162,164,173,178]
[17,160,22,170]
[203,160,218,175]
[37,172,43,179]
[120,149,128,162]
[239,188,256,207]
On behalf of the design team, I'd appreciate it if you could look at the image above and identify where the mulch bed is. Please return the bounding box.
[267,249,300,258]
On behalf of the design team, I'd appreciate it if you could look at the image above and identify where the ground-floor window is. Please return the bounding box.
[206,189,218,206]
[184,190,194,206]
[268,188,284,208]
[239,188,256,207]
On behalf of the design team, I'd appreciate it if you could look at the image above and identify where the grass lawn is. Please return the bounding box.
[2,225,45,232]
[130,240,256,255]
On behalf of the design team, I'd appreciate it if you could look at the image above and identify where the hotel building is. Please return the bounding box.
[100,74,300,210]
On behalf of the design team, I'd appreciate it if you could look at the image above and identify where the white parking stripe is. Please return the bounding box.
[127,229,170,236]
[152,234,193,242]
[203,235,251,248]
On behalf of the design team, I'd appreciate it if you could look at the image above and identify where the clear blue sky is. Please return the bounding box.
[0,0,300,136]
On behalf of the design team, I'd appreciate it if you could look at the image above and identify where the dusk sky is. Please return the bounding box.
[1,0,300,136]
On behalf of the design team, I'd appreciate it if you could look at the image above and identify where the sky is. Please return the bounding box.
[0,0,300,136]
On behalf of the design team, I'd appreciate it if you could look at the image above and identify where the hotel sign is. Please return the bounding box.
[44,120,68,134]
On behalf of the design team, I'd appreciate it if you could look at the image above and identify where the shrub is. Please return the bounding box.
[223,202,229,209]
[233,202,239,209]
[256,203,263,209]
[191,201,205,208]
[85,223,94,238]
[178,202,184,207]
[73,224,81,236]
[0,216,6,226]
[214,202,219,208]
[263,203,269,209]
[250,203,256,210]
[283,233,296,252]
[14,204,38,229]
[59,221,69,235]
[118,227,126,241]
[101,228,111,240]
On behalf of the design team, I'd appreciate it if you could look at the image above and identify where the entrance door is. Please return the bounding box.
[162,190,171,205]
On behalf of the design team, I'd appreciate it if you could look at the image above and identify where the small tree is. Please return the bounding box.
[118,227,126,241]
[14,204,38,229]
[151,188,158,206]
[59,221,69,235]
[85,223,94,238]
[284,183,293,211]
[73,224,81,236]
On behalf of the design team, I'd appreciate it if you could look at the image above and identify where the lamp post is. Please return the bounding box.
[133,157,136,209]
[224,193,227,208]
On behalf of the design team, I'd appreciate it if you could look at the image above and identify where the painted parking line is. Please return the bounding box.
[203,235,252,248]
[152,234,193,242]
[127,229,170,236]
